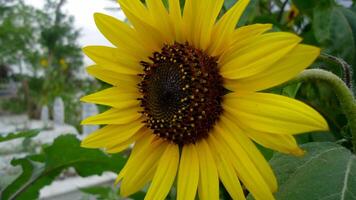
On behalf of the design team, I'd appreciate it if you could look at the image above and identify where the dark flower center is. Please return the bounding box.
[138,42,224,145]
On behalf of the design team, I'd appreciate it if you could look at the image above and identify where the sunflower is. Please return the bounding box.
[80,0,329,199]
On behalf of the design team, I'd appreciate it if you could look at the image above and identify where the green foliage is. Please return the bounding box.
[270,142,356,200]
[0,0,87,126]
[290,0,356,91]
[313,7,356,72]
[0,130,39,143]
[0,135,126,200]
[0,0,47,68]
[247,142,356,200]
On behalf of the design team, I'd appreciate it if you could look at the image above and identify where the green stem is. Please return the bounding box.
[289,69,356,152]
[318,53,353,90]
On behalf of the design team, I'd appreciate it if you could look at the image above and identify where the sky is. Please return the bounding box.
[24,0,125,66]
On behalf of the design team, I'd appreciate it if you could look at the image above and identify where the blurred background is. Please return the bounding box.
[0,0,355,200]
[0,1,126,199]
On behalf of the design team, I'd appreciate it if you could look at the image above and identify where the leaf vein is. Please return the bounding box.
[340,156,355,200]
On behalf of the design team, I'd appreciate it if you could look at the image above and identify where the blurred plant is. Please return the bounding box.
[0,0,46,75]
[0,130,39,143]
[37,0,83,112]
[0,0,87,126]
[0,134,127,200]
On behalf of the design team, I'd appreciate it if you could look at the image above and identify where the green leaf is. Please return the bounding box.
[224,0,237,10]
[313,6,334,44]
[130,191,147,200]
[329,8,356,67]
[313,6,356,85]
[44,134,125,177]
[292,0,334,14]
[292,0,316,14]
[0,134,126,200]
[0,130,40,143]
[271,142,356,200]
[339,8,356,89]
[0,158,43,200]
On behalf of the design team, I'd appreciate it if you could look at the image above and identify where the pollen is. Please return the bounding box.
[138,42,224,145]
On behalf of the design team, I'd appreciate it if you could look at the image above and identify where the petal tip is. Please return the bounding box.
[315,113,330,132]
[80,140,93,148]
[114,176,122,185]
[82,46,98,57]
[80,119,89,125]
[82,46,91,54]
[85,65,96,74]
[81,115,100,125]
[93,12,104,20]
[81,137,102,149]
[79,95,89,102]
[292,148,305,157]
[119,186,131,198]
[321,119,330,132]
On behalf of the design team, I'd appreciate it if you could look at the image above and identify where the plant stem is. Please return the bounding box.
[277,0,289,22]
[318,53,353,90]
[289,69,356,153]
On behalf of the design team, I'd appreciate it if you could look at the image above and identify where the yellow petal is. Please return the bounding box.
[207,135,245,200]
[146,0,174,43]
[219,24,273,65]
[177,144,199,200]
[183,0,224,50]
[93,13,147,56]
[197,139,219,200]
[81,122,144,149]
[246,129,305,156]
[220,114,277,192]
[80,87,140,109]
[168,0,184,42]
[181,0,194,45]
[83,46,142,75]
[220,32,301,79]
[231,24,273,47]
[118,0,166,51]
[208,0,250,56]
[224,92,329,135]
[86,65,140,87]
[81,107,141,125]
[212,126,275,200]
[120,139,168,197]
[145,144,179,200]
[105,128,149,154]
[116,132,156,183]
[118,0,149,17]
[224,44,320,92]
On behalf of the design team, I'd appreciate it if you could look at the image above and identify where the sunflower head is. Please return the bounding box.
[138,42,224,144]
[81,0,329,199]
